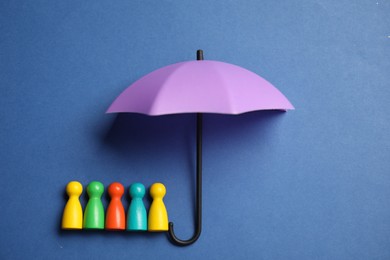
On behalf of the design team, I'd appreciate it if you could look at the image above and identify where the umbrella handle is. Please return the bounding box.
[168,51,204,246]
[168,113,203,246]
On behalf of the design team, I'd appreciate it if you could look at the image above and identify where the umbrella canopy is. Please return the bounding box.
[107,60,294,115]
[107,50,294,246]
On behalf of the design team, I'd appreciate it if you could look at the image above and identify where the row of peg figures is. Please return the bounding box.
[61,181,168,231]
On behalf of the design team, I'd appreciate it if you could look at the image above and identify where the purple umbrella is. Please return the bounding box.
[107,50,294,246]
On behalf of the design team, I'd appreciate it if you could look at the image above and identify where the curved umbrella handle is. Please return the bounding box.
[168,113,203,246]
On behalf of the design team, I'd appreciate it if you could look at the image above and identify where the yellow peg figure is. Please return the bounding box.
[62,181,83,229]
[148,183,168,231]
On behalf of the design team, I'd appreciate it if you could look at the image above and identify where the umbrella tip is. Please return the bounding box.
[196,50,204,60]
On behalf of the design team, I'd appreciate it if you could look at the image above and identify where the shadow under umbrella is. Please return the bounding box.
[100,109,287,243]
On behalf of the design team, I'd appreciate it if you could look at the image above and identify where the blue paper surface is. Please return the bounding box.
[1,0,390,259]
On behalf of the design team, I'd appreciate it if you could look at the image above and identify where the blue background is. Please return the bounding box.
[1,1,389,259]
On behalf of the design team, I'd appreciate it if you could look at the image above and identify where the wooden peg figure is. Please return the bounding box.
[105,182,126,230]
[127,183,147,231]
[62,181,83,229]
[148,183,168,231]
[83,181,105,229]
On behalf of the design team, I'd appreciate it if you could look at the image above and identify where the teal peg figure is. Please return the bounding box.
[127,183,147,231]
[83,181,105,229]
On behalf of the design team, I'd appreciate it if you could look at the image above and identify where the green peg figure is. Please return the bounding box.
[83,181,105,229]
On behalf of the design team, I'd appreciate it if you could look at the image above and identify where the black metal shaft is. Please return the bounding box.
[196,112,203,238]
[168,50,204,246]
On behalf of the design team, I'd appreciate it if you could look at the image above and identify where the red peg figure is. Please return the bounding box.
[105,182,126,230]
